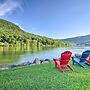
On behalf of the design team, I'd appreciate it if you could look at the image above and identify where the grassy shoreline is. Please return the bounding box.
[0,61,90,90]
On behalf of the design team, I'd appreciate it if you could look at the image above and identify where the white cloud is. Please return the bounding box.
[0,0,22,16]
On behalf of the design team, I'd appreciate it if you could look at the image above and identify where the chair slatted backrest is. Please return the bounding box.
[80,50,90,62]
[60,51,72,65]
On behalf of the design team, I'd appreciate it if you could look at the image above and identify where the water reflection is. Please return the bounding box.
[0,46,90,65]
[0,46,55,65]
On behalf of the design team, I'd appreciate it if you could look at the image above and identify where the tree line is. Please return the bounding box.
[0,19,71,47]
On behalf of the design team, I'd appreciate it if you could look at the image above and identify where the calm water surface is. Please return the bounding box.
[0,46,90,65]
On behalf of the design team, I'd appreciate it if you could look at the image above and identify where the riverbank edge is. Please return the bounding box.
[0,58,53,70]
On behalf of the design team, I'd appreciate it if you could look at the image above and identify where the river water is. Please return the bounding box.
[0,46,90,65]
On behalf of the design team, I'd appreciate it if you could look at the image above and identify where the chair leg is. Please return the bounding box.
[85,63,90,66]
[73,60,87,68]
[67,65,74,71]
[79,64,87,68]
[59,67,65,72]
[73,60,75,65]
[72,57,76,65]
[54,62,58,67]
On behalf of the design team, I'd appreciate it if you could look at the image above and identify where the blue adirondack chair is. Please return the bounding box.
[72,50,90,68]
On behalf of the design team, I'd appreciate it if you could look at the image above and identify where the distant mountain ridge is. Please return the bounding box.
[61,35,90,46]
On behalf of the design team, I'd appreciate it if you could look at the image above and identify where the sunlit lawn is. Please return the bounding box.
[0,61,90,90]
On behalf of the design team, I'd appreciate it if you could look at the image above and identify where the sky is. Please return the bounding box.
[0,0,90,39]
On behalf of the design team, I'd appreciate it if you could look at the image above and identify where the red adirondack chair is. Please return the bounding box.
[53,51,74,72]
[86,57,90,63]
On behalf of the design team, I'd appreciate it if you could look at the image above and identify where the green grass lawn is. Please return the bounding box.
[0,61,90,90]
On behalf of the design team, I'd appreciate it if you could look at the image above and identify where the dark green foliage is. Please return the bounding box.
[0,18,71,47]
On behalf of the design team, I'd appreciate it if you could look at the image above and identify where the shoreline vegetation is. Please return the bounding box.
[0,18,71,47]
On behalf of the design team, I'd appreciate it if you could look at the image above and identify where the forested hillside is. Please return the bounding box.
[0,18,70,47]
